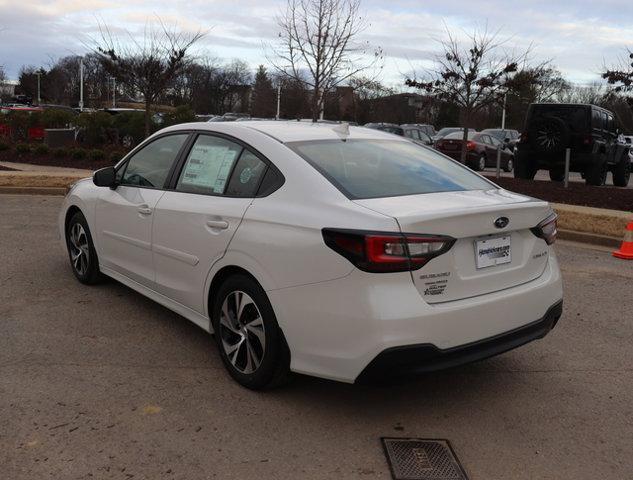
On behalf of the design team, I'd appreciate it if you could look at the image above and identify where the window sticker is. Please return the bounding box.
[239,167,253,184]
[180,145,238,193]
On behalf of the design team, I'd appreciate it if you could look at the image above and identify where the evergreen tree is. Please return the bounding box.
[250,65,276,118]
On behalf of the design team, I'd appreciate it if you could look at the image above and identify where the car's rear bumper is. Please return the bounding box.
[356,300,562,383]
[268,251,563,383]
[437,150,478,163]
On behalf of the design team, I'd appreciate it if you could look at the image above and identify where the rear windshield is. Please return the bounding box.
[287,139,493,199]
[444,132,477,140]
[375,126,403,135]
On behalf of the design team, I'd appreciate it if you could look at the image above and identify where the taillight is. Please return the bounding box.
[530,212,558,245]
[519,132,528,143]
[466,141,476,151]
[582,135,593,146]
[322,229,455,273]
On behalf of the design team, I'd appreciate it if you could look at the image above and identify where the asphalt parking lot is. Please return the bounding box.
[1,194,632,480]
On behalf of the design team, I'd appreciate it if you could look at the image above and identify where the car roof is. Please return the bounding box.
[530,103,612,114]
[164,120,405,143]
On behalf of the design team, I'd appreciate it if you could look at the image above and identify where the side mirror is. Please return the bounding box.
[93,166,117,188]
[503,137,510,143]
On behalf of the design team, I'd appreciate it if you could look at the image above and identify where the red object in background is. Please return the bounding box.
[0,106,45,140]
[27,127,45,140]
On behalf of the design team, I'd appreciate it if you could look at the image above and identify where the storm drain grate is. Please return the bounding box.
[381,438,469,480]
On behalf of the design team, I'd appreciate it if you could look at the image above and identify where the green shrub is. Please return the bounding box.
[112,111,151,147]
[77,112,114,146]
[15,143,31,154]
[41,109,75,129]
[162,105,196,127]
[109,151,123,163]
[0,141,10,152]
[70,148,87,160]
[53,148,69,158]
[89,149,105,161]
[34,144,50,155]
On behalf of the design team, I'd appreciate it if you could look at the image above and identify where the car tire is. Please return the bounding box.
[212,274,291,390]
[585,154,608,186]
[514,154,537,180]
[549,169,565,182]
[612,159,631,187]
[503,157,514,173]
[65,211,102,285]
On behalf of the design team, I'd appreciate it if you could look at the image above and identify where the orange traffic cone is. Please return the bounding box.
[613,221,633,260]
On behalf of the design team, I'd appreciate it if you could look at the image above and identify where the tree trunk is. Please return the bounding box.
[144,98,152,138]
[459,111,471,164]
[311,87,321,122]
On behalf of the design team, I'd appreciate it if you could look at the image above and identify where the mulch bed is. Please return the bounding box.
[485,175,632,212]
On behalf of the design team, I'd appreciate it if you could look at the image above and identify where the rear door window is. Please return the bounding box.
[176,135,242,195]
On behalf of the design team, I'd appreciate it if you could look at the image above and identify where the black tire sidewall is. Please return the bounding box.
[212,274,288,390]
[613,159,631,187]
[65,211,101,284]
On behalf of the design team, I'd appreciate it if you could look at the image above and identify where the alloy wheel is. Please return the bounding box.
[478,156,486,171]
[219,291,266,374]
[69,223,89,276]
[506,159,513,171]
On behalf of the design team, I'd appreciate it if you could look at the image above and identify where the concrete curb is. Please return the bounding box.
[552,203,631,241]
[557,229,621,249]
[0,186,67,196]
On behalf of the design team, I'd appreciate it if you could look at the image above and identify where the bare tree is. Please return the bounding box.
[92,21,205,136]
[272,0,382,121]
[406,27,527,163]
[602,49,633,92]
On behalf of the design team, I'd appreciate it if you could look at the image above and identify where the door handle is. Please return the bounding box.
[138,205,152,215]
[206,220,229,230]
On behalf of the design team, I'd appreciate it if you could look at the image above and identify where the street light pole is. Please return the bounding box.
[36,71,42,104]
[79,57,84,112]
[501,92,507,130]
[276,85,281,120]
[112,77,116,108]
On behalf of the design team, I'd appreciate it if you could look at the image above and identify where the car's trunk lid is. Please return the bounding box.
[354,189,552,303]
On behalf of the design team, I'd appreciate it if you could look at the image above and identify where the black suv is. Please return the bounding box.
[515,103,631,186]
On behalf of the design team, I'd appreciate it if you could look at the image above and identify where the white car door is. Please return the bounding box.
[95,133,190,287]
[151,134,270,313]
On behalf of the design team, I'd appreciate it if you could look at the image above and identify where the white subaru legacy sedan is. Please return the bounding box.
[59,121,563,389]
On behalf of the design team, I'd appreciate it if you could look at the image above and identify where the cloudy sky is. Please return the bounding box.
[1,0,632,86]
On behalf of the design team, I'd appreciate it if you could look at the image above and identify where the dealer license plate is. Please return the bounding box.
[475,235,512,269]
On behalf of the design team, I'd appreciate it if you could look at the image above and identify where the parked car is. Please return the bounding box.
[401,123,436,138]
[364,123,432,146]
[482,129,520,151]
[515,103,630,186]
[60,121,563,389]
[433,127,476,142]
[435,131,514,172]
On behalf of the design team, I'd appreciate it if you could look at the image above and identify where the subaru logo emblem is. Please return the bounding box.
[494,217,509,229]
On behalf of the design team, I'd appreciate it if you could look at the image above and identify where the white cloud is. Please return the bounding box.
[1,0,632,86]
